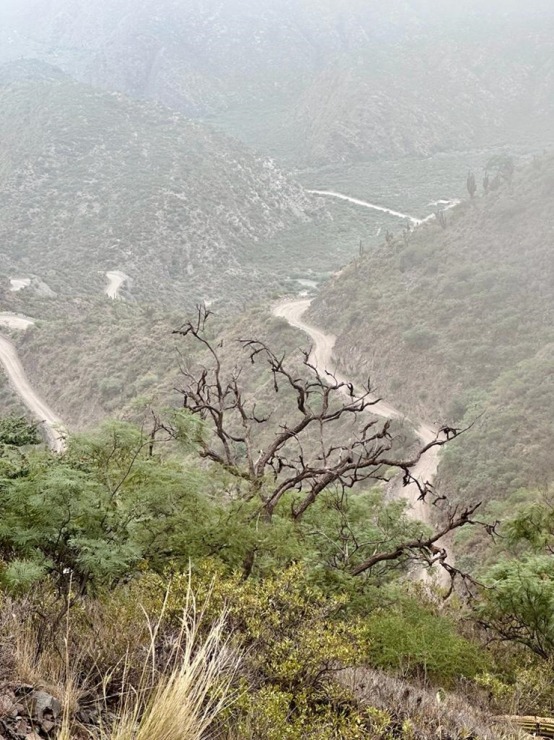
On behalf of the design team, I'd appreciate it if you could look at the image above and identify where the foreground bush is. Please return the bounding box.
[0,561,528,739]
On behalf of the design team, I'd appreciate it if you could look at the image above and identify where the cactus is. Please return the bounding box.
[466,170,477,198]
[435,209,447,229]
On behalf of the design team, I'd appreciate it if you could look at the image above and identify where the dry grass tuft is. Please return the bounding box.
[0,579,239,740]
[9,596,87,718]
[340,667,526,739]
[99,582,240,740]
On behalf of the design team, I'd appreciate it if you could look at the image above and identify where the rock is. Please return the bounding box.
[14,716,31,736]
[10,702,25,718]
[76,708,93,724]
[27,690,62,722]
[0,690,16,716]
[0,685,63,740]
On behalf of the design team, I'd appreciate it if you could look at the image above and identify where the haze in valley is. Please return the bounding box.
[0,2,552,738]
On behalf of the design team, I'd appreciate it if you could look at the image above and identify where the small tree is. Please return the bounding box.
[479,556,554,660]
[485,154,515,184]
[478,496,554,659]
[172,307,482,579]
[0,415,40,447]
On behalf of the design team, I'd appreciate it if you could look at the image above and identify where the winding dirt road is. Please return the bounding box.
[307,189,423,225]
[105,271,129,299]
[0,266,131,452]
[0,315,66,452]
[273,298,449,579]
[308,189,461,227]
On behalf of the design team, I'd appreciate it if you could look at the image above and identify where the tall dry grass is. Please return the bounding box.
[8,590,86,726]
[2,579,239,740]
[101,586,240,740]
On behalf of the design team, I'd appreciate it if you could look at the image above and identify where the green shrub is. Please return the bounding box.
[0,420,210,593]
[139,563,375,737]
[402,326,438,351]
[364,596,487,684]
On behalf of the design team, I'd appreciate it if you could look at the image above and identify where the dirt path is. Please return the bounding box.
[308,189,461,227]
[307,189,423,225]
[0,313,35,331]
[0,268,131,451]
[273,298,450,582]
[9,278,31,293]
[0,315,66,452]
[105,271,129,299]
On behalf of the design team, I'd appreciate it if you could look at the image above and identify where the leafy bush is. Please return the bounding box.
[364,595,487,684]
[480,555,554,660]
[0,416,40,447]
[0,420,210,593]
[139,563,376,738]
[402,326,438,350]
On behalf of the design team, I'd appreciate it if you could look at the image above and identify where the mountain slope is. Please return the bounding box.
[0,62,323,305]
[0,2,552,164]
[294,34,554,164]
[312,155,554,420]
[310,154,554,507]
[0,0,422,116]
[439,343,554,509]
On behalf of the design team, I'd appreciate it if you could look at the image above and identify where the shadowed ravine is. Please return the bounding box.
[273,298,451,584]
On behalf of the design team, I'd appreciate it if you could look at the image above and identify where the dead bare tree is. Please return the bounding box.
[172,307,485,580]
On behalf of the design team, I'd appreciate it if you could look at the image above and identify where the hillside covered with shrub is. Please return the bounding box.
[12,301,304,430]
[0,2,552,165]
[0,61,327,307]
[311,154,554,513]
[294,31,554,164]
[0,410,545,739]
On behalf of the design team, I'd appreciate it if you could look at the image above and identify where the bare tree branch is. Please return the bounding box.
[350,503,481,576]
[172,307,470,546]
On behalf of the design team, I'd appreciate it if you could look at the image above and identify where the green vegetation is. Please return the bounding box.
[0,414,40,446]
[0,60,408,311]
[0,294,552,735]
[0,319,426,593]
[364,596,486,684]
[0,420,212,593]
[0,317,550,736]
[0,5,551,737]
[439,344,554,512]
[14,299,184,428]
[11,301,307,429]
[0,414,532,738]
[476,493,554,662]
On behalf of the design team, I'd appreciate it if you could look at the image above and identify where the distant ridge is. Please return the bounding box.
[0,61,323,306]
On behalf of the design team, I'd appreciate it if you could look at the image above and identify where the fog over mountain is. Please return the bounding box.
[1,0,552,162]
[0,3,553,738]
